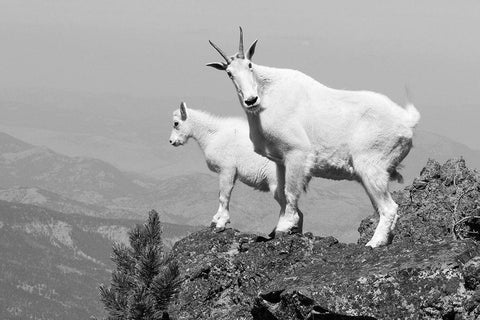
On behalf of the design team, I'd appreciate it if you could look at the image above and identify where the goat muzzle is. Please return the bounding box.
[244,96,259,106]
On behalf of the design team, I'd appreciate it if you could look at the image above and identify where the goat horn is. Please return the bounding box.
[238,26,245,59]
[208,40,230,63]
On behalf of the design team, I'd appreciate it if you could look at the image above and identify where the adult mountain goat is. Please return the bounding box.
[169,102,281,230]
[207,28,420,247]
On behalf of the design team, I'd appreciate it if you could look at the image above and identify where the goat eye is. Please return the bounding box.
[173,121,179,128]
[226,71,232,78]
[248,63,252,69]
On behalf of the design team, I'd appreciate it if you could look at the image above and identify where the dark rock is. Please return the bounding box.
[464,256,480,290]
[253,289,315,320]
[253,289,378,320]
[168,159,480,319]
[464,290,480,315]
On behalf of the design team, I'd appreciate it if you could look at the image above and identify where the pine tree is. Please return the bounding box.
[99,210,180,320]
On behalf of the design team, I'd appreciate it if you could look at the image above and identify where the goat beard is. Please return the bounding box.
[244,104,262,115]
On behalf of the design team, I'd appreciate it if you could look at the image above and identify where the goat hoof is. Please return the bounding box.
[289,226,302,234]
[209,222,217,229]
[270,228,302,238]
[365,238,388,248]
[365,241,378,248]
[268,229,276,239]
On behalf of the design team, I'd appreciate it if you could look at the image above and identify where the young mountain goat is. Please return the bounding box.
[207,28,420,247]
[169,102,281,230]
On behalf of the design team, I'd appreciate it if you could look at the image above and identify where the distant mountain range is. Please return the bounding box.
[0,132,154,209]
[0,132,206,224]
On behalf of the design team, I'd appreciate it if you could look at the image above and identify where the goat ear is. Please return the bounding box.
[247,39,258,60]
[180,102,188,120]
[206,62,227,70]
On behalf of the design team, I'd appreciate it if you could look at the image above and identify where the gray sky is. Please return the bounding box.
[0,0,479,149]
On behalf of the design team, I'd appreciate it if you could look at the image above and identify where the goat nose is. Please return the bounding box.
[169,139,173,144]
[245,96,258,106]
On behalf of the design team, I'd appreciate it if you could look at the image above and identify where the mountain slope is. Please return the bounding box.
[0,131,33,154]
[0,138,146,202]
[0,200,198,320]
[0,132,166,220]
[0,186,134,219]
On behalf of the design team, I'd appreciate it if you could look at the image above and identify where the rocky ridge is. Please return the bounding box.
[168,158,480,319]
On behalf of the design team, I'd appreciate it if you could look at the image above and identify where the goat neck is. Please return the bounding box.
[188,110,220,150]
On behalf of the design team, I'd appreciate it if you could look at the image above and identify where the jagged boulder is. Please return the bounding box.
[168,159,480,319]
[358,158,480,244]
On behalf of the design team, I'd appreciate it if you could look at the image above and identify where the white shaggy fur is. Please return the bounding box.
[169,102,281,229]
[207,29,420,247]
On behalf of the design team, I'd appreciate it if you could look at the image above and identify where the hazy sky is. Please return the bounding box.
[0,0,479,149]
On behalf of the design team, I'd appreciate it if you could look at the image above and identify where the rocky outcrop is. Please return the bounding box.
[358,158,480,245]
[169,159,480,319]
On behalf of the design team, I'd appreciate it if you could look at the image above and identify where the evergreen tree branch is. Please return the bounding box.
[98,210,180,320]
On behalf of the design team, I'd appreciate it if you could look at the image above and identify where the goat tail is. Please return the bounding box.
[403,86,421,128]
